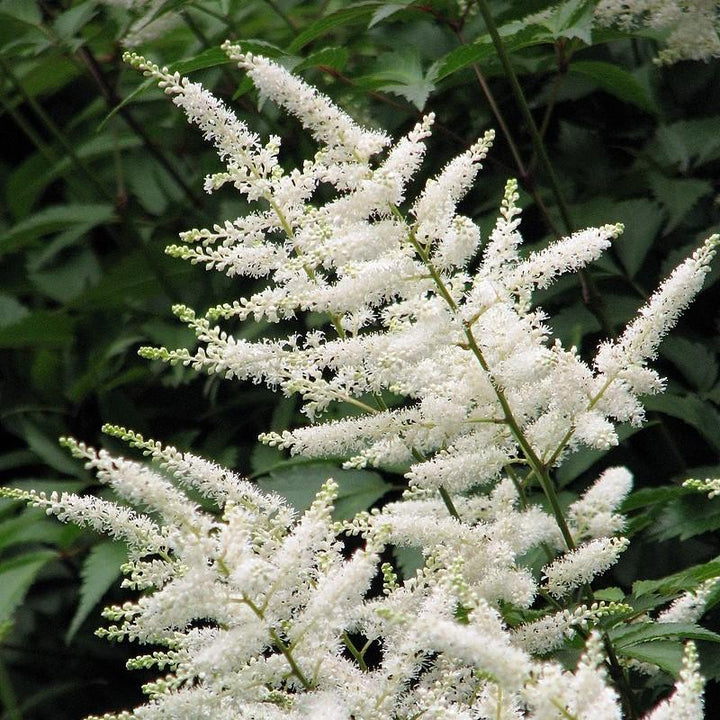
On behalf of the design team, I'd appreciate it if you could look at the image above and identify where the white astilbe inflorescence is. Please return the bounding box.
[683,476,720,498]
[568,467,634,540]
[642,643,705,720]
[657,578,719,624]
[542,537,630,598]
[524,631,622,720]
[131,44,719,503]
[8,42,717,720]
[594,0,720,64]
[5,433,708,719]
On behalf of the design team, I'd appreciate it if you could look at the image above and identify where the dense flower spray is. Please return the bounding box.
[594,0,720,64]
[5,43,719,720]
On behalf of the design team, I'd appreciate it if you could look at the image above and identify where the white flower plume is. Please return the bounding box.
[4,41,716,720]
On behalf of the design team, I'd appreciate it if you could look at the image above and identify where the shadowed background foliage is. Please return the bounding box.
[1,1,720,717]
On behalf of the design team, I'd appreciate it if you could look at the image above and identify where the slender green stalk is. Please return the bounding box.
[0,94,94,204]
[32,6,205,209]
[261,0,298,31]
[189,3,232,25]
[0,57,115,203]
[474,0,574,236]
[411,447,461,520]
[0,95,57,165]
[0,658,22,720]
[390,204,578,538]
[454,28,528,182]
[472,1,617,337]
[461,327,576,550]
[399,215,577,548]
[342,632,369,672]
[75,45,204,209]
[239,594,313,690]
[268,628,313,689]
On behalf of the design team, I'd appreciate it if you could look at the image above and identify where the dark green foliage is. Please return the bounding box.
[0,0,719,717]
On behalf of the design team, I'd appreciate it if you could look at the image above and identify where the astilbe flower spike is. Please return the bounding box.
[594,0,720,64]
[3,43,717,720]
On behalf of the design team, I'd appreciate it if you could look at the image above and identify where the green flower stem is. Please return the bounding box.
[0,94,57,165]
[411,447,461,520]
[461,325,577,550]
[268,627,313,690]
[261,0,298,31]
[0,658,21,720]
[189,3,232,26]
[602,632,639,720]
[1,60,183,302]
[473,0,616,338]
[342,632,369,672]
[34,5,205,210]
[468,58,528,181]
[401,220,577,550]
[239,594,313,690]
[474,0,574,237]
[0,93,94,204]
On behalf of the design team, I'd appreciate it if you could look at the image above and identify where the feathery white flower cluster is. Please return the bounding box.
[7,42,717,720]
[595,0,720,64]
[3,430,706,720]
[657,579,719,624]
[684,476,720,498]
[130,46,718,510]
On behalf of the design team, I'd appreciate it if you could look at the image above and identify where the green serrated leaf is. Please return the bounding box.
[633,561,720,598]
[0,511,69,551]
[368,48,434,109]
[533,0,595,43]
[644,394,720,454]
[570,60,658,115]
[649,174,713,235]
[17,55,79,100]
[661,336,718,391]
[0,450,36,473]
[0,550,56,623]
[29,246,101,304]
[613,199,664,277]
[0,0,41,24]
[168,46,232,74]
[369,2,412,28]
[66,541,127,643]
[53,4,97,41]
[433,24,545,81]
[610,621,720,648]
[69,250,189,311]
[0,204,115,257]
[651,493,720,542]
[652,118,720,171]
[257,463,390,520]
[617,640,684,675]
[6,134,140,218]
[294,46,348,72]
[288,3,382,53]
[593,587,626,602]
[621,484,690,512]
[17,421,82,477]
[0,310,74,348]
